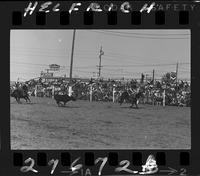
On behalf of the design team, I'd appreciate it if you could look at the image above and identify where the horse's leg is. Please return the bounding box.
[18,98,21,104]
[119,98,123,105]
[26,95,31,102]
[25,96,29,103]
[132,99,138,109]
[129,100,133,108]
[15,97,19,103]
[24,97,28,102]
[136,102,138,109]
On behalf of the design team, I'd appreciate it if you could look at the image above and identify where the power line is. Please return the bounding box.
[105,51,189,62]
[95,30,190,39]
[11,61,50,67]
[100,30,190,36]
[11,47,190,67]
[104,53,179,65]
[11,61,190,71]
[11,61,97,69]
[11,46,98,54]
[92,30,189,40]
[11,51,101,62]
[11,52,67,58]
[103,54,148,63]
[10,71,39,75]
[11,49,98,58]
[103,62,189,67]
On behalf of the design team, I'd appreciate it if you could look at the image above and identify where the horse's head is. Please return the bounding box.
[10,89,16,97]
[10,91,14,97]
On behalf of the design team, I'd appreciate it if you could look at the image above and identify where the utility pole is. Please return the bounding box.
[98,46,104,78]
[152,69,155,84]
[69,29,76,84]
[146,74,148,83]
[175,62,178,87]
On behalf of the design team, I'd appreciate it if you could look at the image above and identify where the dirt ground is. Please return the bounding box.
[10,97,191,150]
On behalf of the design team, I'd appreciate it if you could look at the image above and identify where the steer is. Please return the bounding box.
[54,93,76,106]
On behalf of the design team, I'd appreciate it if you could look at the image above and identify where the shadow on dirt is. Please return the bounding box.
[10,101,35,105]
[120,106,144,109]
[57,105,80,108]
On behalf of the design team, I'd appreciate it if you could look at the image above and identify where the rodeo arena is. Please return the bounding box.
[10,71,190,107]
[10,30,191,150]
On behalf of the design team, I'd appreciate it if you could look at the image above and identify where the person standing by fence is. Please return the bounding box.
[113,86,116,103]
[163,89,166,107]
[52,85,55,99]
[89,84,93,102]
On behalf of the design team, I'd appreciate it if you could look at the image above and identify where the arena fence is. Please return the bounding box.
[33,84,184,107]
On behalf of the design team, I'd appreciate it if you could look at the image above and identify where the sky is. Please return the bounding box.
[10,29,190,82]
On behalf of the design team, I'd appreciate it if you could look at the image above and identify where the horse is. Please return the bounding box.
[119,90,144,108]
[10,88,31,103]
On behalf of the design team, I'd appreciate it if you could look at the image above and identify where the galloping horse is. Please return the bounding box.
[119,90,144,108]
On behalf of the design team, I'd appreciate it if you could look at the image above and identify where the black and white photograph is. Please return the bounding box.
[10,29,191,149]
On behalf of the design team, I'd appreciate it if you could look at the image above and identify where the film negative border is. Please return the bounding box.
[0,1,200,176]
[11,151,190,175]
[12,151,190,166]
[12,10,190,26]
[9,1,195,30]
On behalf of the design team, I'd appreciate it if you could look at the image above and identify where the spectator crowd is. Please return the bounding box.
[10,72,191,107]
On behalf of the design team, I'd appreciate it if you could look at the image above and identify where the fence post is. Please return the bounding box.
[89,84,93,102]
[35,85,37,97]
[152,91,154,105]
[113,87,116,103]
[163,89,165,107]
[68,86,73,96]
[52,85,55,99]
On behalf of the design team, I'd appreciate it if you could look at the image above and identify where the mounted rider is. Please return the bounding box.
[22,83,28,93]
[20,83,29,97]
[127,86,140,96]
[13,81,28,97]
